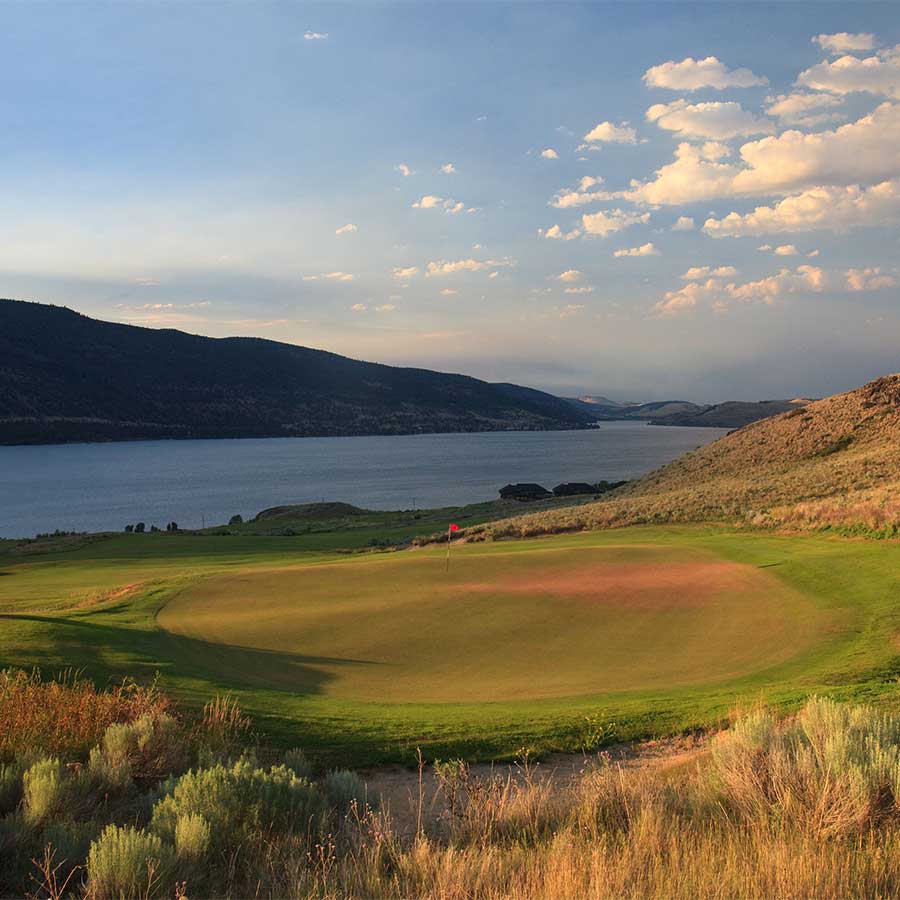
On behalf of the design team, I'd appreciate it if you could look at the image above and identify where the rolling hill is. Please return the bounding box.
[475,373,900,539]
[0,299,593,444]
[648,398,810,428]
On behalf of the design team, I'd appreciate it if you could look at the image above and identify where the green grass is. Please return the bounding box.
[2,524,900,765]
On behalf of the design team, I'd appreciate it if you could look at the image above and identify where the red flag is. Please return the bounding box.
[449,523,459,532]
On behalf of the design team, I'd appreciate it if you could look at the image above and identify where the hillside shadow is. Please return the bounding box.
[0,613,382,698]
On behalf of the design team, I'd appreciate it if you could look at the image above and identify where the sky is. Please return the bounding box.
[1,1,899,402]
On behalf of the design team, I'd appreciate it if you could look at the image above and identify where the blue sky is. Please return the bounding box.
[2,1,899,401]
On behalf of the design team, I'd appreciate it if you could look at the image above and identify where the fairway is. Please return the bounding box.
[158,544,824,702]
[2,524,898,763]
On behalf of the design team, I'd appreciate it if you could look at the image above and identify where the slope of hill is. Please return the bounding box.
[561,396,707,421]
[0,299,594,444]
[650,398,809,428]
[474,374,900,539]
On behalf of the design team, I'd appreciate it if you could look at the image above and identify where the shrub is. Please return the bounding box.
[194,695,252,765]
[712,697,900,836]
[323,770,372,815]
[90,714,186,786]
[151,759,326,853]
[86,825,174,900]
[283,747,313,780]
[229,514,244,525]
[22,758,67,826]
[174,812,210,862]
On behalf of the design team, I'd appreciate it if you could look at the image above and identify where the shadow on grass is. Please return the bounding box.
[0,612,382,698]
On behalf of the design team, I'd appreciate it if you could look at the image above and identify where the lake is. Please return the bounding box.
[0,422,728,538]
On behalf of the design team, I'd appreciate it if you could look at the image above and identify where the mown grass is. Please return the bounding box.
[2,524,900,765]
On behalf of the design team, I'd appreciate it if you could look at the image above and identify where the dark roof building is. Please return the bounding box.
[552,482,598,497]
[498,483,553,501]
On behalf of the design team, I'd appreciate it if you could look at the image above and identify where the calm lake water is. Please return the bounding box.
[0,423,727,539]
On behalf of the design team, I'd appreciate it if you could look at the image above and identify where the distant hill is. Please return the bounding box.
[649,398,809,428]
[475,374,900,539]
[0,299,594,445]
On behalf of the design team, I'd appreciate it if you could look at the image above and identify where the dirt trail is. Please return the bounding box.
[359,735,711,836]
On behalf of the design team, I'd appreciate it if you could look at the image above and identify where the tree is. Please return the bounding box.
[124,524,133,533]
[134,523,145,534]
[229,514,244,526]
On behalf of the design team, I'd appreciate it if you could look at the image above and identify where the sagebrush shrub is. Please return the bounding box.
[174,812,210,862]
[283,747,313,780]
[151,759,326,852]
[86,824,175,900]
[22,758,67,826]
[90,713,186,786]
[323,769,372,815]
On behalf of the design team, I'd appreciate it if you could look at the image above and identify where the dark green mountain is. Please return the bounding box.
[0,299,594,445]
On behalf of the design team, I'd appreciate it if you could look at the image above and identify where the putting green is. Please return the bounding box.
[158,543,827,703]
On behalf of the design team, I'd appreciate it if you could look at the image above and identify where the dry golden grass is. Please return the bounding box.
[468,374,900,540]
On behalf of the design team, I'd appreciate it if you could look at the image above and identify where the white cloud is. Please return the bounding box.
[375,304,396,312]
[846,266,898,291]
[439,288,458,296]
[351,303,367,312]
[488,271,499,279]
[703,178,900,236]
[757,245,772,252]
[672,216,695,231]
[646,100,773,140]
[613,242,660,257]
[631,103,900,204]
[656,265,825,315]
[335,223,357,235]
[304,31,328,40]
[412,195,443,209]
[557,269,583,282]
[581,208,651,237]
[564,285,594,294]
[643,56,768,90]
[682,266,738,280]
[765,91,844,126]
[797,47,900,100]
[445,201,465,214]
[305,271,353,282]
[395,163,414,177]
[583,121,637,144]
[551,175,612,208]
[541,148,560,159]
[808,249,820,257]
[440,163,457,174]
[774,244,798,255]
[813,33,876,54]
[425,257,513,276]
[539,224,582,240]
[392,266,419,280]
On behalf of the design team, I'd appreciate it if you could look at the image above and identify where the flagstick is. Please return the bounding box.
[446,524,451,572]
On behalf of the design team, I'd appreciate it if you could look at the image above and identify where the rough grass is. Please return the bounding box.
[467,374,900,541]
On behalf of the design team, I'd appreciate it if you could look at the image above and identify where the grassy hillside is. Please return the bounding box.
[0,299,592,444]
[650,398,808,428]
[473,374,900,539]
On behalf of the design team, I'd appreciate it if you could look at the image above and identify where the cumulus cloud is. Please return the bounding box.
[774,244,798,255]
[304,271,354,282]
[613,242,660,257]
[564,286,594,294]
[539,224,582,240]
[557,269,583,282]
[682,265,738,280]
[551,176,612,208]
[395,163,414,177]
[631,103,900,204]
[412,195,443,209]
[643,56,768,90]
[765,91,844,126]
[583,121,637,144]
[439,288,458,296]
[672,216,695,231]
[582,208,651,237]
[646,99,774,139]
[375,304,396,312]
[412,195,474,214]
[392,266,419,280]
[304,31,328,40]
[541,148,560,159]
[351,303,367,312]
[655,265,825,315]
[703,178,900,236]
[797,47,900,99]
[440,163,457,174]
[335,223,357,235]
[813,33,876,54]
[425,257,513,276]
[846,267,898,291]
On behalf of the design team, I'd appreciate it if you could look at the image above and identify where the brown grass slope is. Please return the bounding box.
[472,374,900,539]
